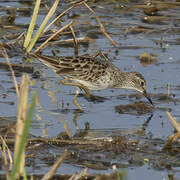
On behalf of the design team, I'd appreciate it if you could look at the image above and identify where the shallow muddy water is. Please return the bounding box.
[0,0,180,179]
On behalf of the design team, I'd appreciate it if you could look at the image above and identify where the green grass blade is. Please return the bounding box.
[11,91,37,180]
[24,0,41,49]
[23,168,27,180]
[26,0,59,52]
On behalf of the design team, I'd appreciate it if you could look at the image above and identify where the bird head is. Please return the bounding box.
[119,71,153,105]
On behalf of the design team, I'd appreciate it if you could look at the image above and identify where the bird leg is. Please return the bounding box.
[73,88,83,112]
[61,78,90,99]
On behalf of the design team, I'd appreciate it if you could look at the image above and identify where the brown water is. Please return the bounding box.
[0,0,180,179]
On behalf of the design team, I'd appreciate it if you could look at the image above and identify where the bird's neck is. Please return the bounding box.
[112,70,127,88]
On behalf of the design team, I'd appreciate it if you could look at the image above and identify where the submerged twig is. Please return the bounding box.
[61,119,72,139]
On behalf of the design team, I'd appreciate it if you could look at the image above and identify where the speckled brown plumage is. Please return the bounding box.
[32,53,153,104]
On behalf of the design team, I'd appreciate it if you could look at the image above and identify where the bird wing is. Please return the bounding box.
[32,53,110,82]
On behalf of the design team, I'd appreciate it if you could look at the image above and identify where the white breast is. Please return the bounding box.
[71,74,112,91]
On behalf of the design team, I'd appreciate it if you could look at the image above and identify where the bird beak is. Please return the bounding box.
[143,90,153,105]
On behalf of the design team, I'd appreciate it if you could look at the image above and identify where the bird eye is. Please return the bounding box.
[141,81,144,86]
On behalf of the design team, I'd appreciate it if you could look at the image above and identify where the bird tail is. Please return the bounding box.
[28,53,61,72]
[28,53,75,75]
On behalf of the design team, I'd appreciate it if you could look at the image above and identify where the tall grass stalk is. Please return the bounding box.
[24,0,41,49]
[11,74,37,180]
[26,0,59,52]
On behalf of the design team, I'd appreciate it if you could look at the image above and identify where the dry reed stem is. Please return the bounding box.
[164,132,180,149]
[41,0,60,33]
[69,25,78,56]
[35,0,117,53]
[72,111,79,130]
[14,74,30,178]
[166,111,180,132]
[43,0,88,34]
[2,48,19,97]
[83,2,118,50]
[49,37,91,45]
[0,136,13,169]
[0,61,33,72]
[69,168,88,180]
[41,149,70,180]
[0,136,11,180]
[34,21,75,53]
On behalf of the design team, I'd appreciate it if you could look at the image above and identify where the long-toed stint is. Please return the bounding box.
[31,53,153,111]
